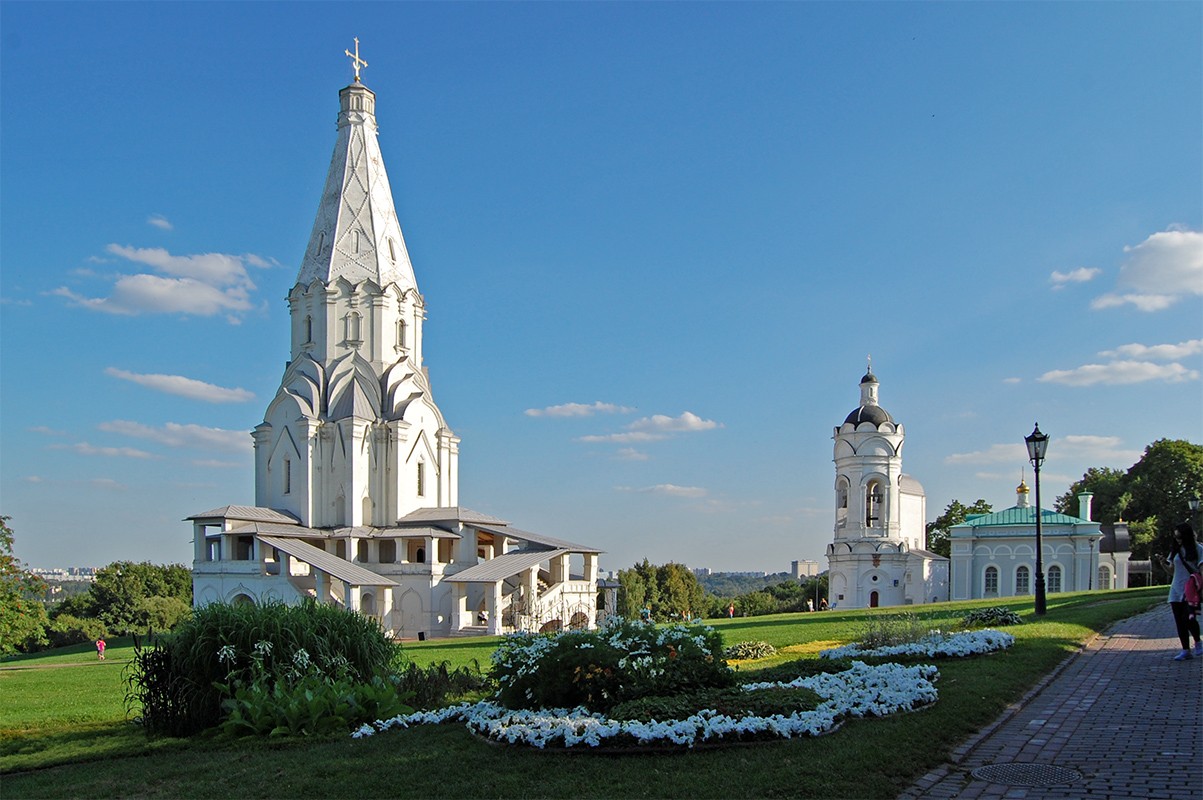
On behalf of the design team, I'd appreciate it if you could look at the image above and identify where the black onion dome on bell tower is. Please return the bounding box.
[844,404,894,426]
[843,367,894,426]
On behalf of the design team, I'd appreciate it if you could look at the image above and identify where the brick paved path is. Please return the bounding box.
[899,607,1202,800]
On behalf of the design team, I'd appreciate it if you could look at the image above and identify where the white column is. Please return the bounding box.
[487,582,503,635]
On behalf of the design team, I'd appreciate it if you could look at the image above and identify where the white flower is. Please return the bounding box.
[350,662,940,748]
[819,629,1014,660]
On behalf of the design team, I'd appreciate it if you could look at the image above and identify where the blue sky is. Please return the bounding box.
[2,2,1200,573]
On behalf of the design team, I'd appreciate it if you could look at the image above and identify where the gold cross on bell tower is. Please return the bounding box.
[345,37,368,81]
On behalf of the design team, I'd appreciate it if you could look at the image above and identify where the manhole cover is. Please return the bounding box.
[971,763,1083,787]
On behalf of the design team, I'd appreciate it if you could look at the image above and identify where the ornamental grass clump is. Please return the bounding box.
[491,618,734,713]
[724,640,777,660]
[857,612,932,650]
[959,606,1022,628]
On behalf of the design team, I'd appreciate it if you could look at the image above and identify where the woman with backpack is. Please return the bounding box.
[1163,522,1203,661]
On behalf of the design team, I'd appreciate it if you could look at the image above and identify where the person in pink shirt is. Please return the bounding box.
[96,638,106,660]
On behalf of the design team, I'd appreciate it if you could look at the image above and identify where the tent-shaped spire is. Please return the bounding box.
[296,74,417,291]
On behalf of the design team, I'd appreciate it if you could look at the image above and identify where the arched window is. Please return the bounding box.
[378,540,396,564]
[1016,565,1031,595]
[361,592,376,615]
[1048,565,1063,593]
[304,315,313,344]
[344,311,361,343]
[869,590,879,608]
[356,540,369,562]
[984,566,999,597]
[416,462,426,497]
[397,319,407,349]
[1098,566,1111,590]
[865,481,883,527]
[836,479,849,528]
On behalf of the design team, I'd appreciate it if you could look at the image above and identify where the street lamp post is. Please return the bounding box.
[1189,494,1200,530]
[1025,424,1050,616]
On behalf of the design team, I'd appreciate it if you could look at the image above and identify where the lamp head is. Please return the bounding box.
[1025,423,1049,466]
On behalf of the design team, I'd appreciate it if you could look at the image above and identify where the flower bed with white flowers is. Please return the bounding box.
[352,660,940,749]
[818,629,1015,660]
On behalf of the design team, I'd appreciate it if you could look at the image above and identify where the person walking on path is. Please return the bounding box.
[96,638,106,660]
[1163,521,1203,661]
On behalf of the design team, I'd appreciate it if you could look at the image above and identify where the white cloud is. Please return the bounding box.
[1049,267,1101,289]
[24,476,44,483]
[946,443,1028,465]
[29,426,68,436]
[614,448,650,461]
[578,431,667,444]
[192,459,244,469]
[948,436,1141,470]
[1098,339,1203,361]
[50,442,158,459]
[577,410,722,444]
[1038,360,1198,386]
[525,401,635,418]
[51,244,274,322]
[105,367,255,403]
[97,420,251,453]
[627,412,722,433]
[618,484,709,498]
[89,478,128,491]
[147,214,173,231]
[1002,377,1022,385]
[1092,228,1203,312]
[1055,435,1142,464]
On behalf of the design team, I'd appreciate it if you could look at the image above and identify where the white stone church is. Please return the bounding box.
[825,368,949,608]
[189,53,602,639]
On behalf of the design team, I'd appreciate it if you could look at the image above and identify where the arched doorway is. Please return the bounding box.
[869,591,879,608]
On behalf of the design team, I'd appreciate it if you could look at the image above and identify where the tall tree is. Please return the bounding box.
[1124,439,1203,579]
[0,516,49,655]
[1054,467,1129,522]
[925,499,993,558]
[616,560,704,621]
[64,561,193,635]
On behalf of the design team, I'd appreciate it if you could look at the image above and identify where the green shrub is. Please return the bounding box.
[723,640,777,660]
[491,618,734,713]
[46,613,107,648]
[125,599,398,737]
[858,612,931,649]
[610,685,821,722]
[960,606,1022,628]
[734,657,851,686]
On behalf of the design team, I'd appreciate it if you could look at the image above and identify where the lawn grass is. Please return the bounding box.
[2,587,1163,798]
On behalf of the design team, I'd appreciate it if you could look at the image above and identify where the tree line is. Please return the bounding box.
[0,516,192,656]
[614,559,828,621]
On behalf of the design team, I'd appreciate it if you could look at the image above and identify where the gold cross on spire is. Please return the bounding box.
[345,37,368,81]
